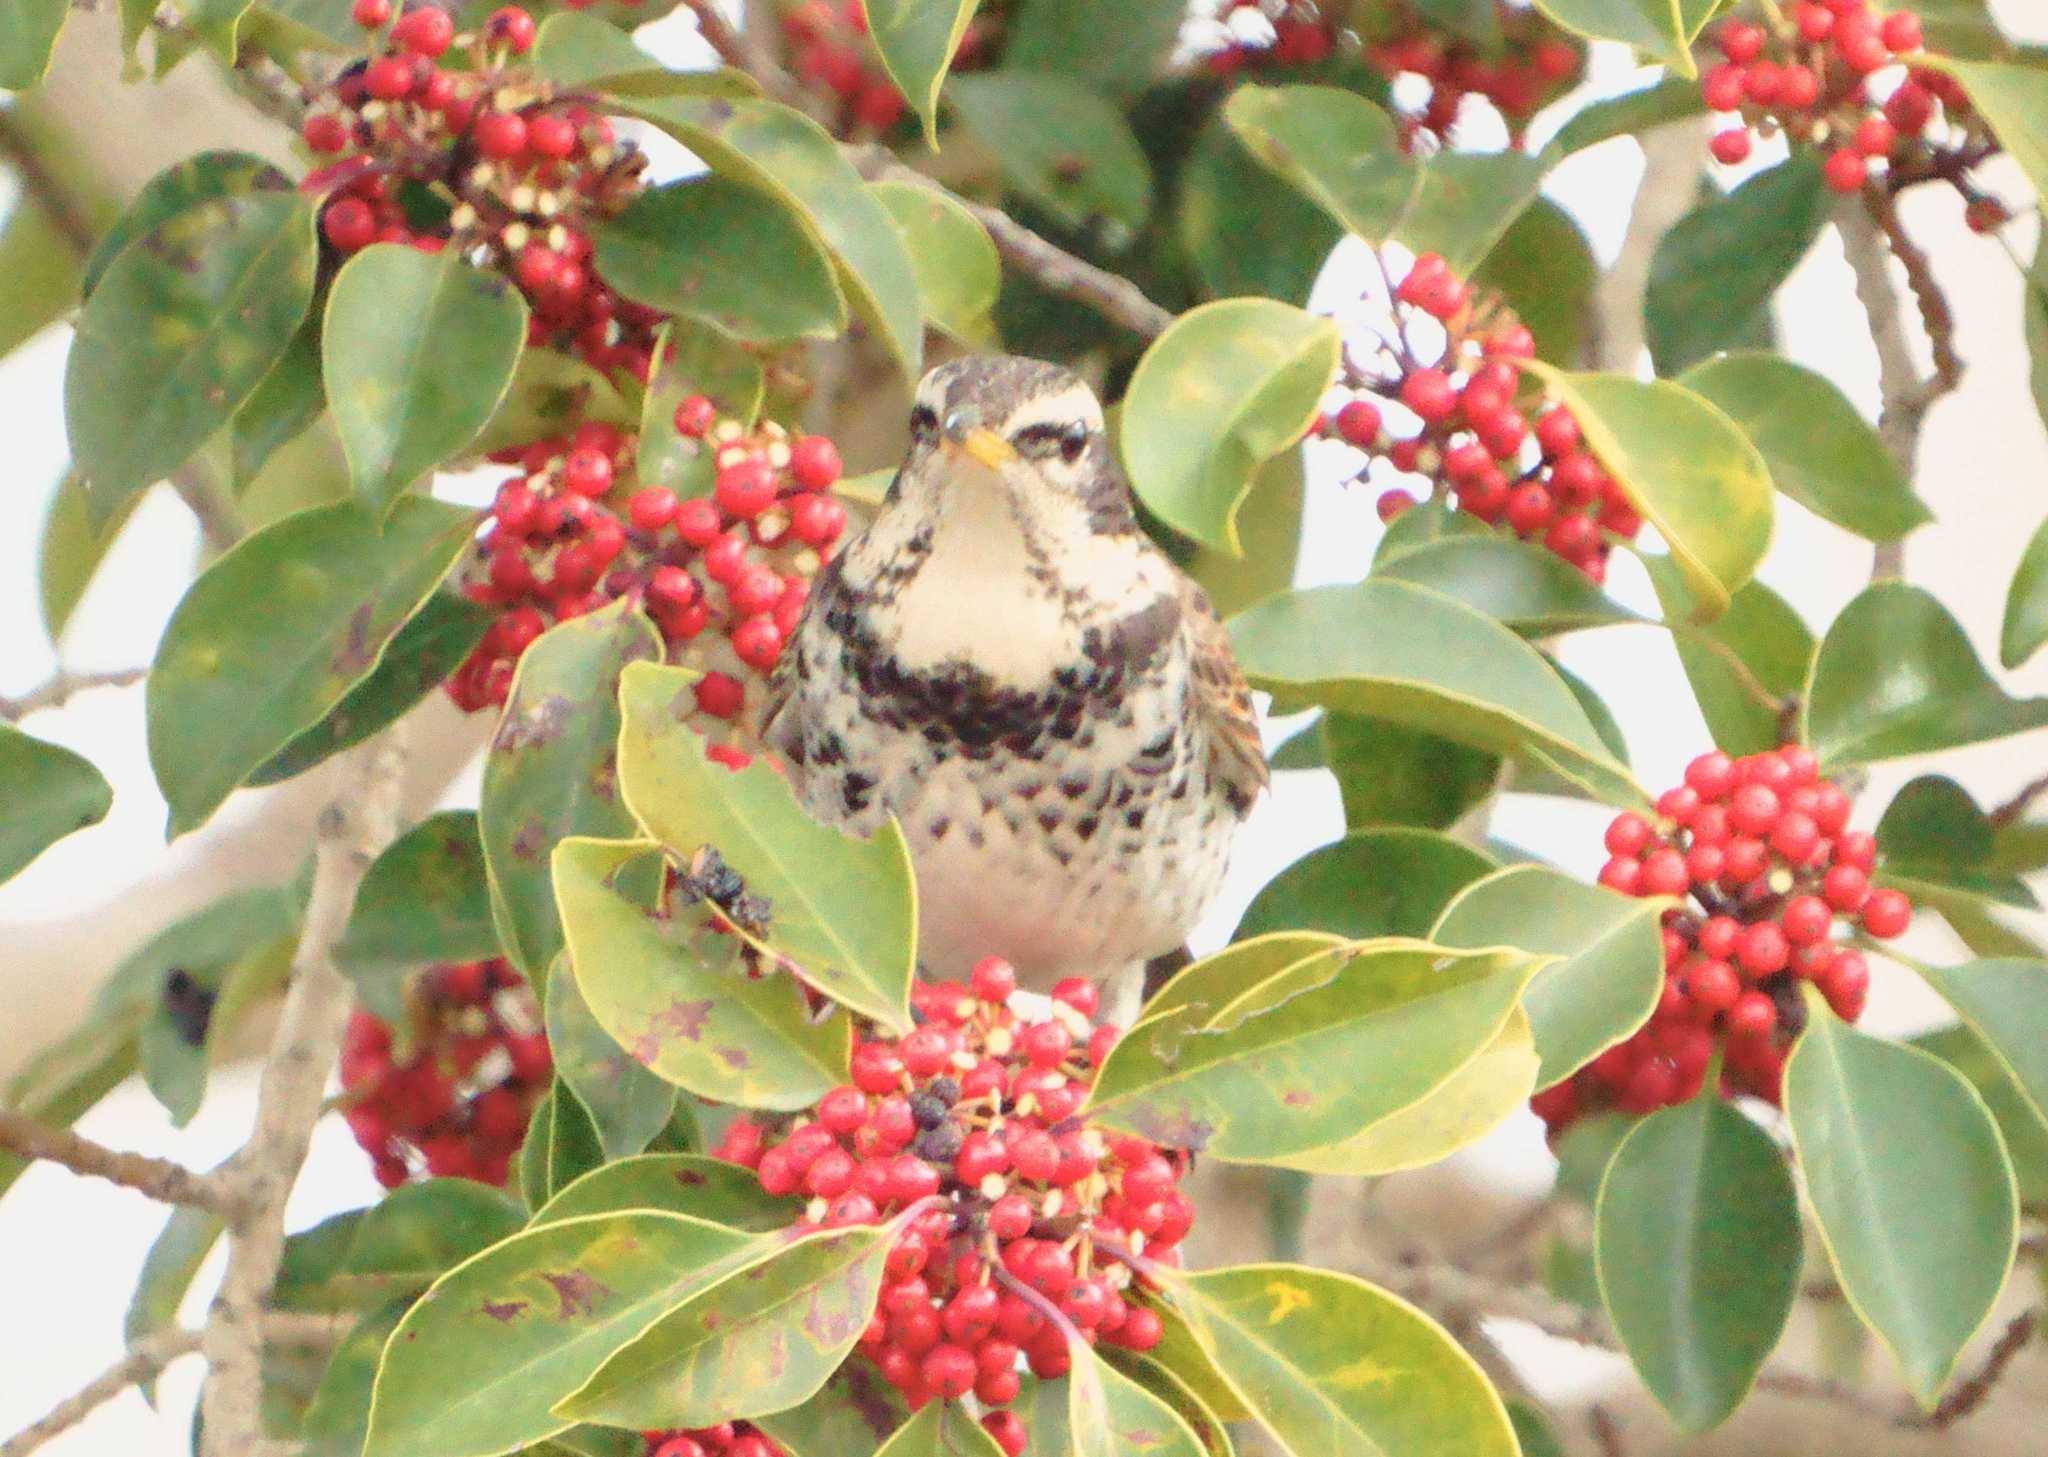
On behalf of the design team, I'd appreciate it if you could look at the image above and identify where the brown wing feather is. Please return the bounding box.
[1179,578,1267,816]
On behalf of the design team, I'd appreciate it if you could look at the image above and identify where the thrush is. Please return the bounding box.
[760,355,1267,1003]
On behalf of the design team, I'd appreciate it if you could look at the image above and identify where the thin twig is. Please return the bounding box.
[170,470,245,554]
[0,666,147,721]
[1587,1403,1626,1457]
[1904,1310,2039,1429]
[197,729,409,1457]
[0,111,98,257]
[1989,771,2048,830]
[0,1109,236,1214]
[0,1328,202,1457]
[680,0,809,111]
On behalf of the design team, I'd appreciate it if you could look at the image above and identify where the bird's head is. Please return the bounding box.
[890,355,1138,544]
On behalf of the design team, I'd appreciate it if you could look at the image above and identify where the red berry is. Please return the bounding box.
[485,4,537,52]
[789,492,847,547]
[1051,977,1098,1016]
[1336,398,1383,447]
[1860,887,1911,938]
[1880,11,1923,52]
[1640,848,1689,897]
[322,197,377,251]
[474,111,529,161]
[982,1411,1027,1457]
[1719,20,1764,62]
[1710,129,1752,165]
[1781,894,1834,946]
[730,615,785,671]
[364,54,415,100]
[715,458,779,518]
[971,956,1017,1003]
[1855,114,1896,157]
[1823,147,1869,193]
[1834,830,1877,870]
[1822,863,1870,913]
[528,113,578,160]
[1727,991,1777,1037]
[392,5,453,54]
[1702,62,1746,111]
[788,435,842,490]
[1400,368,1458,423]
[301,113,350,153]
[351,0,390,25]
[1737,922,1790,977]
[695,671,745,720]
[1688,959,1741,1013]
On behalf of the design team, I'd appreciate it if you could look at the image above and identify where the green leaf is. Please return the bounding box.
[142,927,294,1125]
[82,151,291,299]
[863,0,979,146]
[1433,865,1666,1091]
[1236,829,1496,942]
[147,496,474,837]
[478,345,635,457]
[532,1153,802,1231]
[479,600,662,978]
[127,1203,227,1392]
[1229,579,1642,806]
[1067,1346,1209,1457]
[558,1216,910,1427]
[946,71,1152,243]
[1318,713,1502,830]
[1530,0,1717,75]
[1804,581,2048,767]
[1646,565,1812,757]
[324,243,528,512]
[1679,353,1930,542]
[553,836,850,1110]
[0,0,67,87]
[232,323,327,489]
[1783,998,2018,1408]
[0,723,113,884]
[363,1211,763,1457]
[2025,241,2048,439]
[1595,1093,1801,1431]
[1398,151,1548,275]
[334,810,499,985]
[0,1007,141,1200]
[1222,85,1416,248]
[1088,939,1545,1163]
[1645,157,1829,376]
[1376,534,1642,634]
[1471,198,1597,367]
[1160,1263,1517,1457]
[530,11,759,93]
[247,590,495,786]
[1100,1348,1237,1457]
[616,660,917,1032]
[0,196,83,363]
[611,96,923,377]
[1121,299,1335,555]
[635,320,766,501]
[1530,366,1774,621]
[345,1178,526,1288]
[1914,959,2048,1141]
[302,1301,409,1457]
[67,190,317,525]
[1002,0,1184,93]
[521,1079,607,1211]
[871,179,1001,347]
[2000,516,2048,667]
[1179,109,1339,306]
[547,956,676,1160]
[596,178,845,346]
[753,1366,909,1456]
[866,1399,1006,1457]
[1939,60,2048,205]
[1914,1024,2048,1204]
[1137,931,1349,1034]
[1545,74,1706,158]
[1876,775,2036,909]
[1507,1402,1567,1457]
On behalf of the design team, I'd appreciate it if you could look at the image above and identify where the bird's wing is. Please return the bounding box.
[755,554,840,761]
[1180,577,1268,815]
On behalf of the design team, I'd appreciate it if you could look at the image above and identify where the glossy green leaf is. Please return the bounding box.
[1319,712,1502,830]
[2000,516,2048,667]
[547,956,675,1160]
[1398,150,1547,275]
[1914,959,2048,1140]
[1222,85,1416,247]
[1647,565,1812,757]
[302,1301,409,1457]
[521,1078,607,1211]
[1804,581,2048,767]
[232,323,326,489]
[616,660,917,1031]
[127,1203,226,1389]
[532,1153,801,1231]
[345,1178,526,1290]
[0,724,113,884]
[1122,299,1334,555]
[866,1398,1006,1457]
[325,243,527,512]
[247,590,495,786]
[67,190,317,525]
[1101,1348,1236,1457]
[1531,366,1774,621]
[871,179,1000,346]
[753,1365,909,1456]
[1876,775,2036,909]
[1645,157,1828,375]
[946,72,1152,242]
[1784,998,2018,1408]
[1530,0,1715,73]
[863,0,979,145]
[1066,1346,1208,1457]
[1545,74,1706,158]
[1595,1093,1801,1431]
[1179,108,1340,305]
[1376,534,1641,634]
[479,345,635,458]
[559,1215,908,1427]
[1002,0,1184,93]
[1471,197,1597,367]
[0,0,64,85]
[1680,353,1929,542]
[1914,1024,2048,1205]
[553,836,850,1110]
[2026,241,2048,440]
[530,11,758,93]
[82,151,291,299]
[363,1211,763,1457]
[1940,60,2048,205]
[1089,939,1545,1162]
[333,810,497,983]
[1229,579,1642,805]
[1162,439,1304,623]
[480,600,661,978]
[147,496,473,837]
[141,927,293,1125]
[634,323,765,507]
[0,195,81,363]
[596,178,845,345]
[1161,1263,1517,1457]
[1433,865,1666,1090]
[1236,829,1495,942]
[1137,931,1349,1034]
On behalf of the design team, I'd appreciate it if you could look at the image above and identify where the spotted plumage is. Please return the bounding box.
[760,356,1265,995]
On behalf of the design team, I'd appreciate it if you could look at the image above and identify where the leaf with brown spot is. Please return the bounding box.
[531,1154,800,1231]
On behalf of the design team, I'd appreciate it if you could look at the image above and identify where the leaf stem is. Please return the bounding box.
[1663,618,1793,721]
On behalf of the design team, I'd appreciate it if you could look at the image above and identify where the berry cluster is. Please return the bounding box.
[781,2,911,133]
[1322,251,1640,581]
[713,963,1188,1456]
[301,1,663,380]
[1532,747,1911,1134]
[639,1424,784,1457]
[339,959,550,1188]
[446,403,847,716]
[1206,2,1584,145]
[1699,3,1997,211]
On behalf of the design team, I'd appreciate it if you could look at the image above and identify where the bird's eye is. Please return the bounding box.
[1011,420,1092,464]
[909,404,939,443]
[1058,422,1089,463]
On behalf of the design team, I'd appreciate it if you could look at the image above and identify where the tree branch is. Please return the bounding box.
[196,729,409,1457]
[0,665,147,721]
[170,468,245,554]
[1587,118,1712,373]
[1989,770,2048,830]
[0,108,99,257]
[0,1328,202,1457]
[1904,1309,2038,1429]
[0,1108,235,1213]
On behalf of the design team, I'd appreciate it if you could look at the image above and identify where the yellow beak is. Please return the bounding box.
[947,427,1017,471]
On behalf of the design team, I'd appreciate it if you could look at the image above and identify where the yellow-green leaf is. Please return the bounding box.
[0,723,112,885]
[1068,1345,1210,1457]
[1221,85,1416,247]
[531,1153,802,1231]
[946,71,1153,242]
[863,0,980,146]
[871,179,1000,347]
[2000,516,2048,668]
[1530,0,1717,76]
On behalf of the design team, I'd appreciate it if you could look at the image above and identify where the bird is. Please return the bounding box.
[759,354,1267,1012]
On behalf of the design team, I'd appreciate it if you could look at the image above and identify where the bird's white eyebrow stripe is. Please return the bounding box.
[996,382,1103,437]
